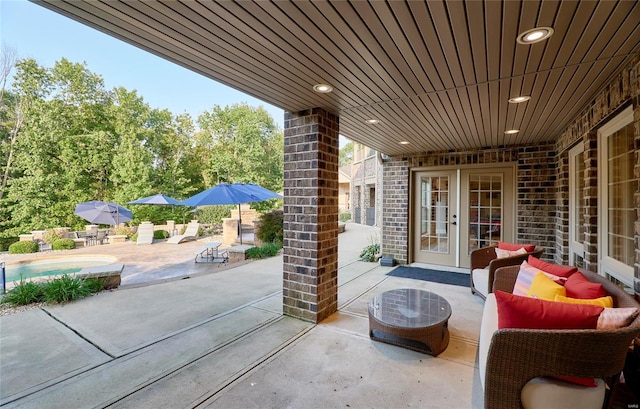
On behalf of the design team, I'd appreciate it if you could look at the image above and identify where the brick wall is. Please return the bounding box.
[382,146,557,264]
[282,108,339,323]
[554,55,640,295]
[516,145,557,255]
[381,157,409,264]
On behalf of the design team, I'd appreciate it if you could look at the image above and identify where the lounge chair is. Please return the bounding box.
[136,222,154,245]
[167,221,200,244]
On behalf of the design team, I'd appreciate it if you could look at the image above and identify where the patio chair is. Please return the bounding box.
[71,231,87,247]
[95,230,108,245]
[167,221,200,244]
[136,222,154,245]
[37,239,52,252]
[470,245,544,300]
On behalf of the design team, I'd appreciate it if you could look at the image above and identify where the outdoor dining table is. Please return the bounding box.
[194,242,223,263]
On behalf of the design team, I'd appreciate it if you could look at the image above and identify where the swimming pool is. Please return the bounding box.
[2,255,118,283]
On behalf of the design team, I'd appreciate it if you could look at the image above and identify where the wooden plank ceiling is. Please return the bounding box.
[35,0,640,156]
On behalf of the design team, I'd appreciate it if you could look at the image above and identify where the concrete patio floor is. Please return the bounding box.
[0,223,485,408]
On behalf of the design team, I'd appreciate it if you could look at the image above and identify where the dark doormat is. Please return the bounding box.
[386,266,470,287]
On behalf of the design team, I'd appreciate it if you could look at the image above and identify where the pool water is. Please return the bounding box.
[3,256,117,283]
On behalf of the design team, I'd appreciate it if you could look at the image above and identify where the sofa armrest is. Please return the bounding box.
[493,265,519,293]
[471,246,496,270]
[485,325,639,409]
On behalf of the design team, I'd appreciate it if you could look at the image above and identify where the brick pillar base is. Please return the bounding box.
[282,108,339,323]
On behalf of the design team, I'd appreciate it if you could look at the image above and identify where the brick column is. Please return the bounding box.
[283,108,339,323]
[381,157,409,264]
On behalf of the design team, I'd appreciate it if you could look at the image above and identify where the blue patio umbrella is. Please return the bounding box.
[74,201,132,226]
[127,193,182,205]
[181,183,282,244]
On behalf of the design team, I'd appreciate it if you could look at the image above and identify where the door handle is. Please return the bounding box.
[451,221,457,225]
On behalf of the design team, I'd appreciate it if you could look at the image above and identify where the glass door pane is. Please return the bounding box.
[420,175,449,253]
[468,175,502,252]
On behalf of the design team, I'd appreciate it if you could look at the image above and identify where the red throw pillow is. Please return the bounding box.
[498,241,535,252]
[527,256,578,278]
[565,272,606,299]
[494,290,604,330]
[554,376,598,388]
[494,290,603,388]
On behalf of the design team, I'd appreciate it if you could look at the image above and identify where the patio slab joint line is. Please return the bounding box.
[41,307,116,359]
[102,314,288,408]
[192,323,317,408]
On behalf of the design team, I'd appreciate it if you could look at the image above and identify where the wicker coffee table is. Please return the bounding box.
[368,288,451,356]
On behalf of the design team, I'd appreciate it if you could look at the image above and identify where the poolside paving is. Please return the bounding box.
[0,223,485,408]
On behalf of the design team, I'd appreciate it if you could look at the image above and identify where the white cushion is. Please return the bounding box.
[521,377,605,409]
[495,247,528,258]
[480,294,606,409]
[479,293,498,388]
[472,268,490,297]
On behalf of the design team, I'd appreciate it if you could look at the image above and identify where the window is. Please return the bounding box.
[598,106,636,287]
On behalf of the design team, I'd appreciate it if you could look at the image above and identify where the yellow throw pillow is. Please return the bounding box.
[554,294,614,308]
[528,272,566,301]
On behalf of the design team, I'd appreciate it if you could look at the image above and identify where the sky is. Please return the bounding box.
[1,0,286,128]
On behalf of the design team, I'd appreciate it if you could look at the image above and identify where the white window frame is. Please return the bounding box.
[597,106,635,287]
[568,142,585,266]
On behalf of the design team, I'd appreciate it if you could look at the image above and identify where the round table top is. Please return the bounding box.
[369,288,451,328]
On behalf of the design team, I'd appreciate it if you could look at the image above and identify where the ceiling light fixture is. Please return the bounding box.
[508,96,531,104]
[504,129,519,135]
[517,27,554,44]
[313,83,333,93]
[366,119,379,124]
[399,141,410,145]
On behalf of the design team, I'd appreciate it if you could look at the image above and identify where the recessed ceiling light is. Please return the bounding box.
[504,129,519,135]
[399,141,410,145]
[313,83,333,93]
[508,96,531,104]
[366,119,379,124]
[517,27,554,44]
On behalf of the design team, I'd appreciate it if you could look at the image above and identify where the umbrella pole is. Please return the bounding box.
[238,204,242,245]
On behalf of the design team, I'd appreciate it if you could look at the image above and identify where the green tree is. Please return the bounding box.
[196,103,283,208]
[3,58,114,234]
[108,87,154,208]
[339,141,354,167]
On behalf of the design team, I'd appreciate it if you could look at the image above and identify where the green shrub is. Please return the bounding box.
[115,225,135,238]
[256,210,283,244]
[8,241,39,254]
[80,277,104,294]
[131,232,138,242]
[246,242,282,259]
[1,275,104,306]
[0,237,19,252]
[52,238,76,250]
[43,229,65,244]
[43,275,89,303]
[1,280,45,305]
[359,243,380,262]
[195,205,233,224]
[339,212,351,222]
[153,230,169,239]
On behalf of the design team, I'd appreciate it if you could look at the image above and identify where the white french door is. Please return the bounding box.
[598,106,636,287]
[413,170,458,266]
[413,165,516,268]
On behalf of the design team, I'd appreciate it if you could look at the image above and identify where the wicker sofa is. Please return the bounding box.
[478,265,640,409]
[470,245,544,300]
